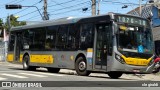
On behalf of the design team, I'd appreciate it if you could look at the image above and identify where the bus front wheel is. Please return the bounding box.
[75,57,90,76]
[108,72,123,79]
[23,55,36,71]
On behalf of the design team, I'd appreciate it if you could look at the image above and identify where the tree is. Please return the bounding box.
[0,18,3,26]
[4,14,26,32]
[0,18,3,37]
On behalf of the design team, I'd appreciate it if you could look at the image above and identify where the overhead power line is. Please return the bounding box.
[51,0,66,7]
[27,6,91,21]
[102,0,139,5]
[48,0,77,8]
[48,1,90,12]
[0,0,24,9]
[13,0,25,4]
[1,1,42,20]
[19,8,43,18]
[13,0,79,19]
[25,1,90,20]
[18,1,90,20]
[14,0,42,15]
[50,6,90,16]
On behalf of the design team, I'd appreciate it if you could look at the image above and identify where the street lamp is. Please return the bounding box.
[122,5,128,9]
[82,8,88,12]
[5,4,45,20]
[122,5,139,16]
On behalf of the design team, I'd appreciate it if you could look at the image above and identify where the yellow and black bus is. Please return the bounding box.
[7,13,155,78]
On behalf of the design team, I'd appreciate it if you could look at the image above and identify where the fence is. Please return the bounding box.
[0,42,7,62]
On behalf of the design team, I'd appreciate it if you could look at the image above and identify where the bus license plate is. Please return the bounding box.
[136,60,148,66]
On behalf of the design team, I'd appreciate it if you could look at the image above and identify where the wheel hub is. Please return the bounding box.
[79,61,86,71]
[23,59,28,68]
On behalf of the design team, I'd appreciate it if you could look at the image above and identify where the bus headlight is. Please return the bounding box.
[115,53,125,64]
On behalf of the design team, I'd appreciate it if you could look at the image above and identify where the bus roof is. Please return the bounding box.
[10,12,145,31]
[11,17,81,31]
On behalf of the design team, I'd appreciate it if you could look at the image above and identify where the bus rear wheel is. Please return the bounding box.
[108,72,123,79]
[23,55,36,71]
[75,57,90,76]
[47,67,60,73]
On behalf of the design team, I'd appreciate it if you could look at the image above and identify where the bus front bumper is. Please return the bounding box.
[110,62,155,74]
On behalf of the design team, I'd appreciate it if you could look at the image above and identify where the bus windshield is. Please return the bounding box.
[117,24,153,54]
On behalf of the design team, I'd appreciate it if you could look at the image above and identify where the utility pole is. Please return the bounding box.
[44,0,49,20]
[91,0,96,16]
[97,0,100,15]
[139,0,142,16]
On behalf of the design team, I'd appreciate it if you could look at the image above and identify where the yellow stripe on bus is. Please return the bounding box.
[20,54,23,62]
[121,55,151,66]
[87,48,93,52]
[7,54,14,62]
[30,55,54,64]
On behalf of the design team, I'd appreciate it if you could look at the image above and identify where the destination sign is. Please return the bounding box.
[116,15,148,26]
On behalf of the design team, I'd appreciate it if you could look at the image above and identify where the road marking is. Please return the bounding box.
[0,77,7,80]
[18,73,48,77]
[32,72,64,76]
[1,73,28,78]
[0,71,29,73]
[6,64,22,67]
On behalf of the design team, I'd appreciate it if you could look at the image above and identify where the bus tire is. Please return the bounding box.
[23,55,36,71]
[47,68,60,73]
[108,72,123,79]
[75,57,90,76]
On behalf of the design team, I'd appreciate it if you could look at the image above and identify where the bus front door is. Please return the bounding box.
[14,33,21,62]
[95,24,109,70]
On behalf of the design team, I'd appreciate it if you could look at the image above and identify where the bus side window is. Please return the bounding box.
[45,26,57,50]
[80,23,94,49]
[67,24,78,49]
[25,28,46,50]
[56,25,68,50]
[23,30,30,50]
[34,28,46,50]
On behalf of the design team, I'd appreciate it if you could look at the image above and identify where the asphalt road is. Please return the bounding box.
[0,62,159,90]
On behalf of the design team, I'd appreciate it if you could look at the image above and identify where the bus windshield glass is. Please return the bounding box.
[117,25,153,54]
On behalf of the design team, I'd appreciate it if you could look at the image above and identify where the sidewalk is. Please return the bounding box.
[121,73,160,81]
[0,60,6,62]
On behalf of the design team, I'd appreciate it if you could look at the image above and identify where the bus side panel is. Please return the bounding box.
[28,51,82,69]
[7,52,14,62]
[7,51,23,63]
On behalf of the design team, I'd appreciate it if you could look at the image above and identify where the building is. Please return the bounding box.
[127,5,160,27]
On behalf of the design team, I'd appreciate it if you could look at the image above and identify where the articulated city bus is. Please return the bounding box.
[7,13,155,78]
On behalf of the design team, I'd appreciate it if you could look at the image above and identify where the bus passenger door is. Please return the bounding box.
[14,33,22,62]
[95,23,110,70]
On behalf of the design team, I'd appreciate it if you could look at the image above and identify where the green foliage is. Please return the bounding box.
[4,14,26,32]
[0,18,3,26]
